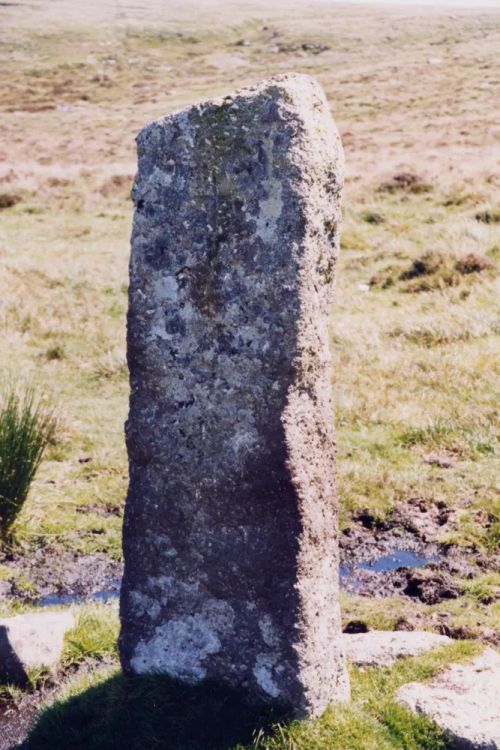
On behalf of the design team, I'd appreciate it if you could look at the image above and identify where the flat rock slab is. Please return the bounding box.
[0,611,74,684]
[343,631,451,666]
[397,648,500,750]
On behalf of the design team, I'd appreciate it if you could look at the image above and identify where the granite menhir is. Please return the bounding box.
[120,73,349,717]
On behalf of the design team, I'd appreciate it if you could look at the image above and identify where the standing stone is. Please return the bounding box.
[120,73,349,717]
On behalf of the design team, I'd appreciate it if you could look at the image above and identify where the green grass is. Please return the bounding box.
[62,604,119,668]
[0,387,56,539]
[341,586,500,641]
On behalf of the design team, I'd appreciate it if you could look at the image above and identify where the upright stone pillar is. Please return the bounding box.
[120,73,349,717]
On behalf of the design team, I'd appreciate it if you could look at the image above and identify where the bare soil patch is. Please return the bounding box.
[0,549,122,606]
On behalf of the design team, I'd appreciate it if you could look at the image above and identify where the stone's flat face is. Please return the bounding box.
[342,631,452,667]
[397,649,500,750]
[0,611,75,685]
[120,73,348,717]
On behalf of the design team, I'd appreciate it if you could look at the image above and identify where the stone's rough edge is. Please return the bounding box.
[121,72,348,718]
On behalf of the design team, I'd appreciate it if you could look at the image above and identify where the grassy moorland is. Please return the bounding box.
[0,0,498,745]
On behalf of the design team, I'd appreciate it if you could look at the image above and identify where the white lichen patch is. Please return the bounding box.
[154,274,178,301]
[129,576,196,618]
[258,614,279,648]
[253,653,281,698]
[150,317,171,341]
[230,428,258,456]
[140,165,175,202]
[130,599,235,682]
[130,613,221,681]
[255,178,283,242]
[128,591,161,620]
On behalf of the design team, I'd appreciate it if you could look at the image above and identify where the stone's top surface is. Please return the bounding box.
[342,630,452,667]
[0,610,75,637]
[397,648,500,750]
[121,73,347,716]
[138,72,344,166]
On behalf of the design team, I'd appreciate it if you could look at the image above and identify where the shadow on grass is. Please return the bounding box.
[25,671,293,750]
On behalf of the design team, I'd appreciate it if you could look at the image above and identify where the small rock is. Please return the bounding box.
[342,631,451,667]
[397,648,500,750]
[343,620,370,634]
[0,611,75,684]
[301,43,330,53]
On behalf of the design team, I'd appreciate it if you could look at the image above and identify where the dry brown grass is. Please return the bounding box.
[0,0,498,561]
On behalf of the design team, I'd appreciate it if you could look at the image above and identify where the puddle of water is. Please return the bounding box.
[36,579,121,608]
[340,548,439,578]
[359,549,439,573]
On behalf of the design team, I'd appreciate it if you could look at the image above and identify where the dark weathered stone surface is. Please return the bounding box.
[120,73,348,717]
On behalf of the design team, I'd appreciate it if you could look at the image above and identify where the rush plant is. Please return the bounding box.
[0,388,56,540]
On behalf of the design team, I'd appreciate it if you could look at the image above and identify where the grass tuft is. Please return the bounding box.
[378,173,432,195]
[0,387,56,540]
[62,604,119,667]
[0,193,22,210]
[455,253,493,275]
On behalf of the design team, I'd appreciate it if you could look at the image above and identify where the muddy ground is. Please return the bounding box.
[0,688,50,750]
[0,502,496,610]
[340,499,498,605]
[0,660,112,750]
[0,549,122,606]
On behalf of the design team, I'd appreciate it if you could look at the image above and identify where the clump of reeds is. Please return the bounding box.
[0,387,56,540]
